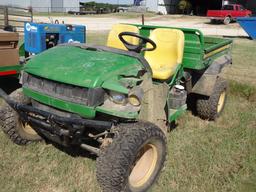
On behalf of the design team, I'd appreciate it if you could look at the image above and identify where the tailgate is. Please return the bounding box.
[204,37,232,59]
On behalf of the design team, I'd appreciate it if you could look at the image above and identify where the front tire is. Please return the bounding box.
[196,78,228,120]
[96,122,167,192]
[0,89,41,145]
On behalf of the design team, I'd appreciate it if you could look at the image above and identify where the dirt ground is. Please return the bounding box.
[34,14,248,37]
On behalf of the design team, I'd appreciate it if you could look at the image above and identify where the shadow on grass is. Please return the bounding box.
[186,93,198,116]
[45,140,98,160]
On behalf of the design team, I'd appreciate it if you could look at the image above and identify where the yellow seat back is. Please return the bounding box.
[107,24,139,50]
[144,28,185,80]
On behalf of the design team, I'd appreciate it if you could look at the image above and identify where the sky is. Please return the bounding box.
[80,0,134,5]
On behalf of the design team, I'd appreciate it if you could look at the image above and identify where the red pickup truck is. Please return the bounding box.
[207,4,252,24]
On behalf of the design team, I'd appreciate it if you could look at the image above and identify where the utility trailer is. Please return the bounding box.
[0,6,32,80]
[0,24,232,192]
[0,30,23,77]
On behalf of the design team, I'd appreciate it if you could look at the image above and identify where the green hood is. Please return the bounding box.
[24,46,143,88]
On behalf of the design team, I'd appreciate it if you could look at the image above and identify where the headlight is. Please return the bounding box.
[128,87,143,106]
[109,91,127,105]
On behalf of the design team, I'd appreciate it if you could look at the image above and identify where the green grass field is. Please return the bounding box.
[0,34,255,192]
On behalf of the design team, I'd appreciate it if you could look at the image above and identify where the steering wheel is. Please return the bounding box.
[118,32,156,53]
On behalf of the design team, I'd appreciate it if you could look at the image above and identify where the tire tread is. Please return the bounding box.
[96,121,167,192]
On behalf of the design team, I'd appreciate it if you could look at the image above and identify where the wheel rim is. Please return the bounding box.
[129,144,158,188]
[225,17,230,24]
[21,121,37,136]
[217,91,226,113]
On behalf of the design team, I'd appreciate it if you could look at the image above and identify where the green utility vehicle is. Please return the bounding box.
[0,24,232,192]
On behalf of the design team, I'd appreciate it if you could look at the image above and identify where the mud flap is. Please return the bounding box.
[138,78,169,134]
[192,74,218,96]
[192,54,231,96]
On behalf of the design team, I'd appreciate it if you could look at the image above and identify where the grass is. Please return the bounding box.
[0,35,255,192]
[222,38,256,86]
[87,31,109,45]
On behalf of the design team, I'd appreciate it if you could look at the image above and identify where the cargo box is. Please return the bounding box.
[0,30,19,67]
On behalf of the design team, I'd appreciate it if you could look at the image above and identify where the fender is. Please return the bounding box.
[191,54,232,96]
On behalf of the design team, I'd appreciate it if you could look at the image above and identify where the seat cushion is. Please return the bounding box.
[106,24,139,50]
[144,28,184,80]
[152,66,178,80]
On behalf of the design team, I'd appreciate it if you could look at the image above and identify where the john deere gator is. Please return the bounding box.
[0,24,232,192]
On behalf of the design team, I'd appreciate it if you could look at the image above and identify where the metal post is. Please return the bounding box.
[142,14,144,25]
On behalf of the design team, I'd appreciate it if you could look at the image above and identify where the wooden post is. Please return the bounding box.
[29,7,33,22]
[142,14,144,25]
[3,6,8,27]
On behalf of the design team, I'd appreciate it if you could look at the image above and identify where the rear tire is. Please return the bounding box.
[196,78,228,121]
[0,89,41,145]
[224,16,231,25]
[96,122,167,192]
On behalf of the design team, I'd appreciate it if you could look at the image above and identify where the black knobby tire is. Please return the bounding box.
[0,89,41,145]
[196,78,228,121]
[96,121,167,192]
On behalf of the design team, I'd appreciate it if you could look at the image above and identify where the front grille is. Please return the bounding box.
[22,72,104,107]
